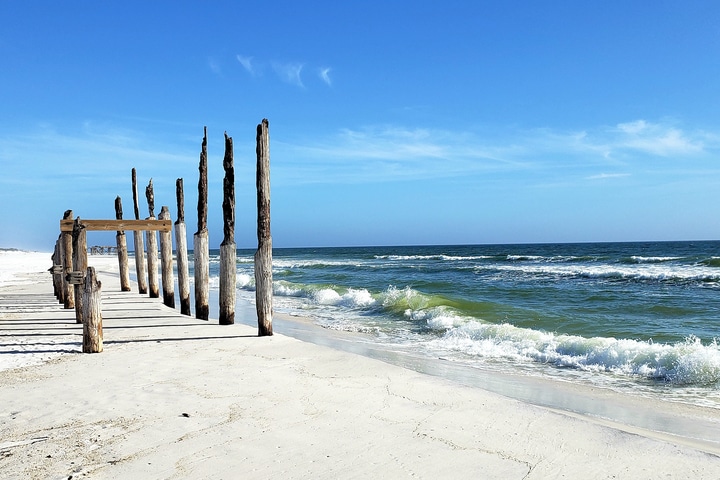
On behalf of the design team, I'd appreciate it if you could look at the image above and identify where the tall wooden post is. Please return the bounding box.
[132,169,148,295]
[52,237,63,303]
[255,119,273,336]
[220,132,236,325]
[159,206,175,308]
[194,127,210,320]
[145,179,160,299]
[175,178,191,315]
[61,210,75,310]
[57,236,66,304]
[72,217,87,324]
[115,196,132,292]
[82,267,103,353]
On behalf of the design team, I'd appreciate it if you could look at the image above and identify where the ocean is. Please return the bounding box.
[196,241,720,409]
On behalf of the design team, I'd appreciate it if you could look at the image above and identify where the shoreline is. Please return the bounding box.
[263,311,720,454]
[2,252,720,477]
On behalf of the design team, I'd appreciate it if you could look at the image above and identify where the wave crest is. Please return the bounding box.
[433,323,720,385]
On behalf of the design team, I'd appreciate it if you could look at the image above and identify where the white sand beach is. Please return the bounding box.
[2,250,720,479]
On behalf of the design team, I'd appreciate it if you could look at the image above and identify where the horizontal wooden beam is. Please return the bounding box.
[60,219,172,233]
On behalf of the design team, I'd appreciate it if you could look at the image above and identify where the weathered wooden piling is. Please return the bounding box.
[219,132,236,325]
[145,179,160,299]
[132,169,148,295]
[115,196,132,292]
[72,217,88,324]
[61,210,75,310]
[194,127,210,320]
[159,206,175,308]
[255,119,273,336]
[82,266,103,353]
[175,178,191,315]
[52,238,63,303]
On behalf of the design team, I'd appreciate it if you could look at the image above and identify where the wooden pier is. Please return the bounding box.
[50,120,275,352]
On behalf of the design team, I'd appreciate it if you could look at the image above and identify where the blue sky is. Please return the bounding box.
[2,1,720,250]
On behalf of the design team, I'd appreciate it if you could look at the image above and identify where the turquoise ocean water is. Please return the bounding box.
[195,241,720,408]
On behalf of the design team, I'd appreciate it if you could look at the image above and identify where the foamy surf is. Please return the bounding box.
[200,241,720,406]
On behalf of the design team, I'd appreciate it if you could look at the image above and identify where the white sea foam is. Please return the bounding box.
[220,245,720,394]
[415,307,466,330]
[481,262,720,283]
[273,258,363,269]
[506,255,544,261]
[630,256,682,263]
[274,281,302,296]
[429,322,720,385]
[375,254,492,261]
[310,287,377,308]
[237,273,253,288]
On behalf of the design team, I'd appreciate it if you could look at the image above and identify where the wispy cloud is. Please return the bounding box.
[318,67,332,86]
[585,173,632,180]
[0,123,215,249]
[208,57,222,76]
[274,120,719,185]
[236,55,256,75]
[236,54,333,87]
[611,120,703,156]
[4,119,715,195]
[272,62,304,87]
[276,126,531,184]
[0,124,196,197]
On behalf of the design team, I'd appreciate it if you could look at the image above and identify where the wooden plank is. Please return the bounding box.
[60,219,172,232]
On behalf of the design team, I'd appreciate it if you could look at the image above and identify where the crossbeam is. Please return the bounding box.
[60,219,172,233]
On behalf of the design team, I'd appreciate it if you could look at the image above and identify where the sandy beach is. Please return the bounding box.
[2,251,720,479]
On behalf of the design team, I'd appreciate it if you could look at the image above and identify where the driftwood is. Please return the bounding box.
[255,119,273,336]
[61,210,74,309]
[175,178,191,315]
[194,127,210,320]
[159,206,175,308]
[132,168,148,295]
[82,267,103,353]
[145,179,159,299]
[115,196,131,292]
[72,217,87,323]
[219,131,236,325]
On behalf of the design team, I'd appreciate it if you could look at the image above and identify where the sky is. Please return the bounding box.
[1,1,720,251]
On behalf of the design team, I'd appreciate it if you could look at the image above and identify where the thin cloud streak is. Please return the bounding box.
[276,120,718,185]
[319,67,332,86]
[586,173,632,180]
[3,120,714,192]
[236,55,256,75]
[272,62,304,87]
[208,57,222,76]
[236,54,332,87]
[0,126,195,195]
[612,120,704,157]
